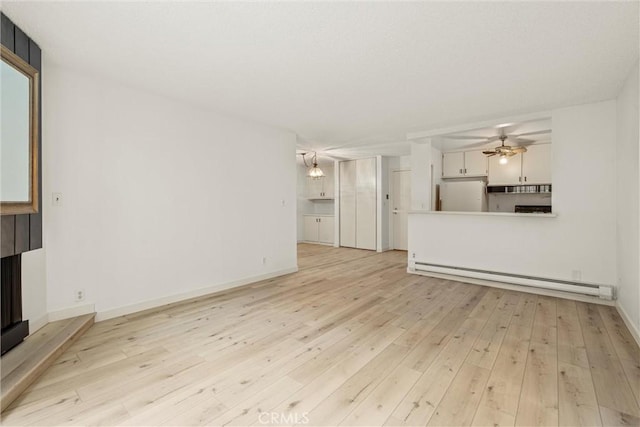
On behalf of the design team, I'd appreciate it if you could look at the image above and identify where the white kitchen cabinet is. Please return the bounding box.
[442,152,464,178]
[442,150,487,178]
[307,165,334,199]
[488,144,551,186]
[522,144,551,184]
[303,215,334,245]
[318,216,334,244]
[339,158,377,250]
[464,150,489,177]
[488,153,522,185]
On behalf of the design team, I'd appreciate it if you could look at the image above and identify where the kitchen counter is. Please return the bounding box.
[409,210,557,218]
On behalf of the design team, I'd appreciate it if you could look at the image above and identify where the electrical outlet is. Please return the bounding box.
[52,192,63,206]
[75,289,85,302]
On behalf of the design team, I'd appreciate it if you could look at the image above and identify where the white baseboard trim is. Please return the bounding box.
[27,313,49,336]
[300,241,334,247]
[616,302,640,348]
[95,267,298,322]
[48,303,96,322]
[410,269,615,306]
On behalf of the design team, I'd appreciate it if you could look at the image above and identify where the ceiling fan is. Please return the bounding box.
[444,124,550,159]
[482,134,527,157]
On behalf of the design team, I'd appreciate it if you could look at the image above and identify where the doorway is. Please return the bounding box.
[391,170,410,251]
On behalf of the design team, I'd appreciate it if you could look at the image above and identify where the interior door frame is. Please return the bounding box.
[390,168,411,250]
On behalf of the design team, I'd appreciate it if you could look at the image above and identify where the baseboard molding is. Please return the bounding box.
[410,269,615,306]
[47,304,96,322]
[616,302,640,348]
[95,267,298,322]
[27,313,49,336]
[300,241,334,247]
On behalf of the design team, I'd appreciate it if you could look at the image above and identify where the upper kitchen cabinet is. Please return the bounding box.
[488,153,523,185]
[442,150,488,178]
[307,164,334,199]
[488,143,551,185]
[521,144,551,184]
[464,150,489,176]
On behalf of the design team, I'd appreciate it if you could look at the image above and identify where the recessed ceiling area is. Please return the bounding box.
[433,118,552,152]
[3,1,638,156]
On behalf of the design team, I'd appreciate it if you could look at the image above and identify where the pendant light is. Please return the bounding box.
[300,152,324,179]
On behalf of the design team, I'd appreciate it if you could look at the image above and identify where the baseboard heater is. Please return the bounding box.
[409,261,614,300]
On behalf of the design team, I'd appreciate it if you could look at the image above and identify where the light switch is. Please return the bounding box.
[52,192,62,206]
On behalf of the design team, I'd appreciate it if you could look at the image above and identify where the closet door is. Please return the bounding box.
[356,158,377,250]
[339,160,357,248]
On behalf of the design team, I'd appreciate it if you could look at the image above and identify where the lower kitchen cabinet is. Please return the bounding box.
[303,215,334,245]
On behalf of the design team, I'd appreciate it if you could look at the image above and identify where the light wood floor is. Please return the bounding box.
[2,244,639,426]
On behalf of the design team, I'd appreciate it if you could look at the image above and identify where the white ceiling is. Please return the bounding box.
[4,1,638,157]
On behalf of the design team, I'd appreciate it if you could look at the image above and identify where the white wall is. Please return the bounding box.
[409,100,617,286]
[296,163,313,241]
[616,62,640,335]
[42,61,297,318]
[378,156,390,251]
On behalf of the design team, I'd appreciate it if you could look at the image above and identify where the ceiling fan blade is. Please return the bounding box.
[482,151,497,156]
[511,146,528,154]
[507,152,519,157]
[511,138,534,145]
[515,129,551,137]
[464,140,494,148]
[444,135,489,140]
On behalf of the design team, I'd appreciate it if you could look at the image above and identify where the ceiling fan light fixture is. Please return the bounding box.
[499,154,508,165]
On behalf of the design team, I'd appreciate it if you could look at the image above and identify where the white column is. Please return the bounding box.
[410,139,432,211]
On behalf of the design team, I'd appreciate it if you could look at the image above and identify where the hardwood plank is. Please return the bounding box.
[515,296,558,427]
[471,294,538,426]
[558,362,601,426]
[576,302,640,417]
[340,365,421,426]
[308,344,410,426]
[427,362,490,426]
[389,288,497,425]
[599,405,640,426]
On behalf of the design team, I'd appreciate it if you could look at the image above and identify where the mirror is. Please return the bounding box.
[1,45,39,214]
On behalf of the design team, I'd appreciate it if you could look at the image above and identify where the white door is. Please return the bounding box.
[392,170,411,250]
[304,216,319,242]
[318,217,334,244]
[488,153,522,185]
[356,158,377,250]
[339,160,357,248]
[464,150,488,176]
[522,144,551,184]
[442,152,464,178]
